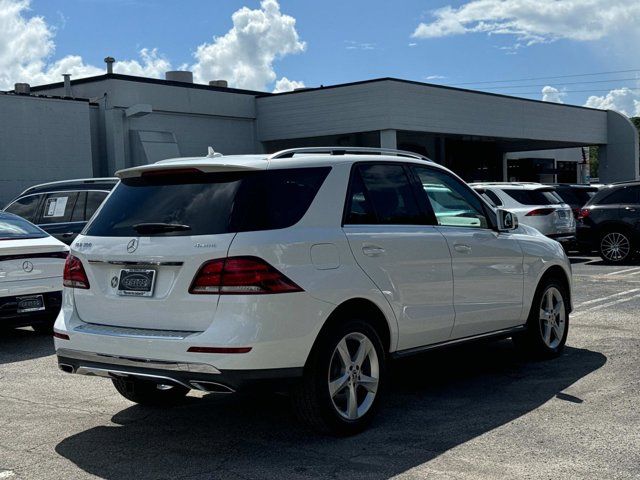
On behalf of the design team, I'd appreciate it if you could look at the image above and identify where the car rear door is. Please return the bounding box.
[410,166,524,338]
[342,163,455,350]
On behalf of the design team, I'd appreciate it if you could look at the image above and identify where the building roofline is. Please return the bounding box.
[258,77,606,113]
[29,73,269,96]
[0,90,92,104]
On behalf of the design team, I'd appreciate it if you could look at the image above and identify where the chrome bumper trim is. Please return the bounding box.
[57,348,221,374]
[74,322,199,340]
[88,260,184,266]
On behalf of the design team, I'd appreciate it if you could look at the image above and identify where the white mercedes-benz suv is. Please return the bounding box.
[55,147,572,435]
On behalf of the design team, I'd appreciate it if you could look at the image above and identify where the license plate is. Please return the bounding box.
[17,294,45,313]
[116,269,156,297]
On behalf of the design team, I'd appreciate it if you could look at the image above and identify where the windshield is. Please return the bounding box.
[0,215,48,240]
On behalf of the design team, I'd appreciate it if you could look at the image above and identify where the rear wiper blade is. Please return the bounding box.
[132,223,191,234]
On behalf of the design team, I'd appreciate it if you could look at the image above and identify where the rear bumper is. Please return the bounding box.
[56,348,302,393]
[0,291,61,327]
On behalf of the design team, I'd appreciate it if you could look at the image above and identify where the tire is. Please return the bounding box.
[112,377,190,406]
[292,319,386,436]
[599,230,633,264]
[513,277,569,358]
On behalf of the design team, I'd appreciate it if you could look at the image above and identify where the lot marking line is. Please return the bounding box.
[575,288,640,308]
[604,267,640,276]
[573,293,640,316]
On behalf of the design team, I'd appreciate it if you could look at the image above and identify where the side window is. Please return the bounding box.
[600,186,640,205]
[85,191,109,220]
[71,192,87,222]
[39,192,78,224]
[349,164,424,225]
[483,189,503,207]
[345,169,377,224]
[5,195,41,222]
[412,166,489,229]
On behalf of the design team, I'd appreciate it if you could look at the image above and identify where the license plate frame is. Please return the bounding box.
[116,269,156,297]
[16,294,45,313]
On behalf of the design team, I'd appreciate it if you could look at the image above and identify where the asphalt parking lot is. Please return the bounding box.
[1,255,639,480]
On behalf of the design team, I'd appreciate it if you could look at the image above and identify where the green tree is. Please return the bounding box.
[589,146,599,178]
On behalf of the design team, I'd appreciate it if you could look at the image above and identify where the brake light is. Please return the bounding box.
[526,208,556,216]
[53,331,70,340]
[141,168,202,177]
[63,255,90,289]
[189,256,303,295]
[577,208,590,220]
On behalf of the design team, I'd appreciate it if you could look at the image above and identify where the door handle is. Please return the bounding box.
[625,207,636,212]
[453,243,472,254]
[61,232,75,238]
[362,245,386,257]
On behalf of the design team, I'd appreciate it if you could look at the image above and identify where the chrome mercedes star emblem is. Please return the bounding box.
[22,261,34,272]
[126,238,138,253]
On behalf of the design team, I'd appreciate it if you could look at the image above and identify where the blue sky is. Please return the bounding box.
[6,0,640,114]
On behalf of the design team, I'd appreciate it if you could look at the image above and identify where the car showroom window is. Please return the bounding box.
[5,195,41,222]
[412,166,488,228]
[354,164,424,225]
[39,192,78,224]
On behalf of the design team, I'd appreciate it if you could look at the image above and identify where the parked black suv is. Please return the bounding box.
[576,181,640,263]
[3,178,118,244]
[552,184,600,218]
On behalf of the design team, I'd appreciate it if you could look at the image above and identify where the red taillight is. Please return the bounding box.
[526,208,556,216]
[189,256,303,295]
[63,255,90,289]
[577,208,590,220]
[53,331,70,340]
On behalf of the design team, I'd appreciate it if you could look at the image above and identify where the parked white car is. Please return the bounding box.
[54,148,572,435]
[470,183,576,245]
[0,212,68,332]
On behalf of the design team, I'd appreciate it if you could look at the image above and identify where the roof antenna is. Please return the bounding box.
[207,146,223,158]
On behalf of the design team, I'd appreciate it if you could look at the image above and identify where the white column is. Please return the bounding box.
[379,129,397,149]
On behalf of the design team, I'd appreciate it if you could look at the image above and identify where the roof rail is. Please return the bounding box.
[268,146,431,161]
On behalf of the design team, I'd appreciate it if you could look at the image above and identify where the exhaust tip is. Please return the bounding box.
[190,381,235,393]
[58,363,75,374]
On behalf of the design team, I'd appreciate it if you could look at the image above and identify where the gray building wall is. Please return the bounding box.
[0,94,93,205]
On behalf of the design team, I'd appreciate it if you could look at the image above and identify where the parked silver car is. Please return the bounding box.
[471,183,575,245]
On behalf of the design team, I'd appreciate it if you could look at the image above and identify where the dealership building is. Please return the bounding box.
[0,68,638,205]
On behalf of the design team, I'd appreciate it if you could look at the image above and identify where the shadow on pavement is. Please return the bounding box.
[0,328,54,364]
[55,341,606,479]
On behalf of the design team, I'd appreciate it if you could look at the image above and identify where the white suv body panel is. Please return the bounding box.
[54,153,572,379]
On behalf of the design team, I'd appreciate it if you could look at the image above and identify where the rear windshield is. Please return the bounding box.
[85,167,331,237]
[554,187,597,207]
[0,216,48,240]
[502,189,564,206]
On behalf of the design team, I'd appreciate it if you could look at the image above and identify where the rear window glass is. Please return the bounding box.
[0,215,48,240]
[502,189,563,205]
[85,168,331,237]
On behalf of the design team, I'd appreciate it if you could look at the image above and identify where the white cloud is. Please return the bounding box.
[425,75,446,80]
[412,0,640,46]
[541,85,565,103]
[272,76,305,93]
[0,0,303,92]
[191,0,305,91]
[584,88,640,116]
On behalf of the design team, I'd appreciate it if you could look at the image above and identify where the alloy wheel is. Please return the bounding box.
[539,286,566,349]
[601,232,631,262]
[328,332,379,420]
